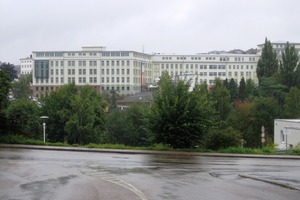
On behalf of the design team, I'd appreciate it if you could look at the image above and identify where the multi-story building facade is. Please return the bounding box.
[30,46,259,97]
[257,41,300,59]
[151,53,258,86]
[32,46,153,97]
[20,56,33,75]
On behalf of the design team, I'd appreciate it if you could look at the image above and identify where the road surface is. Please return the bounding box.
[0,147,300,200]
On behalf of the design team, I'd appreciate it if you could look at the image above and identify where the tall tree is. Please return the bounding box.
[209,78,232,123]
[245,79,258,100]
[280,42,300,88]
[148,74,216,148]
[257,38,278,80]
[64,85,106,144]
[238,77,247,102]
[41,83,78,142]
[228,78,238,102]
[0,70,11,133]
[0,63,17,81]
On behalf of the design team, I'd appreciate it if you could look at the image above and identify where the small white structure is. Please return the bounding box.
[274,119,300,150]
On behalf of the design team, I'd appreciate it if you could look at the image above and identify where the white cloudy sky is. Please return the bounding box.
[1,0,300,64]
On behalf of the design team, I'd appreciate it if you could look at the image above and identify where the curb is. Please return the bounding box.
[0,144,300,159]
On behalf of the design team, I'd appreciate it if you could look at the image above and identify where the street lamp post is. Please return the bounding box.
[40,116,49,143]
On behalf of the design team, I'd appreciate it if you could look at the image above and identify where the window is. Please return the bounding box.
[127,69,130,74]
[122,77,125,83]
[127,77,130,83]
[106,69,109,74]
[127,61,130,66]
[116,69,120,74]
[83,69,86,75]
[281,130,285,143]
[72,69,75,75]
[56,69,58,75]
[94,69,97,74]
[101,61,105,66]
[61,69,63,75]
[79,61,82,66]
[101,77,104,83]
[117,77,120,83]
[106,77,109,83]
[82,61,86,66]
[112,69,115,75]
[61,77,64,83]
[79,69,82,75]
[106,61,109,66]
[94,77,97,83]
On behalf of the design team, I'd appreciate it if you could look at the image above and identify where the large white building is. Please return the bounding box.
[26,45,262,97]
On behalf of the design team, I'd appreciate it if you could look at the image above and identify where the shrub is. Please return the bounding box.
[205,127,242,150]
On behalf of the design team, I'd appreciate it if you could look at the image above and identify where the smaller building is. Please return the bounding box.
[274,119,300,150]
[20,56,33,75]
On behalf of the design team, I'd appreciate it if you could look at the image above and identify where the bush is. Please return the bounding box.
[205,127,242,150]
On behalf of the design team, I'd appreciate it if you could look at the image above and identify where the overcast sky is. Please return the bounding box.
[1,0,300,64]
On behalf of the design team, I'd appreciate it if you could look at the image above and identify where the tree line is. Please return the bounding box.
[1,38,300,149]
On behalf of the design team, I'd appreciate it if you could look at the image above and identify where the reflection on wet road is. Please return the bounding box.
[0,148,299,200]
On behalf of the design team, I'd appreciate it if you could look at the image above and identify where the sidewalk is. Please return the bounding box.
[1,144,299,159]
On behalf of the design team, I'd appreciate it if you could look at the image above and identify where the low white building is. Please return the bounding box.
[274,119,300,150]
[20,56,33,75]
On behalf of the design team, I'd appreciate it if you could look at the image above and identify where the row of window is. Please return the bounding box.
[161,63,255,70]
[161,56,256,62]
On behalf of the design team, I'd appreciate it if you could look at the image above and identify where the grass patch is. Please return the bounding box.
[0,135,299,156]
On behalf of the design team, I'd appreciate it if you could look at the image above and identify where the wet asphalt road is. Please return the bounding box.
[0,147,300,200]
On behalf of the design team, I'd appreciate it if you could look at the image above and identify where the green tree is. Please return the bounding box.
[5,98,40,138]
[252,97,279,147]
[148,74,216,148]
[280,42,300,88]
[105,105,150,146]
[64,85,106,144]
[257,38,278,80]
[0,70,11,133]
[228,78,238,102]
[229,100,256,148]
[284,87,300,118]
[238,77,246,102]
[0,62,17,81]
[209,78,232,123]
[245,79,258,100]
[41,83,78,142]
[11,74,32,99]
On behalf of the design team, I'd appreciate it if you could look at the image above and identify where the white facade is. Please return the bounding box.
[31,47,153,97]
[152,53,258,85]
[30,46,260,97]
[257,41,300,59]
[20,57,33,75]
[274,119,300,150]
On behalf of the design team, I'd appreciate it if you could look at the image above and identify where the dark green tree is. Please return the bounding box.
[238,77,247,102]
[0,62,17,81]
[257,38,278,80]
[209,78,232,123]
[64,85,106,144]
[228,78,238,102]
[245,79,258,100]
[0,70,11,133]
[105,105,150,146]
[228,100,256,148]
[280,42,300,88]
[5,98,40,138]
[251,97,279,147]
[41,83,78,142]
[148,74,216,148]
[284,87,300,118]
